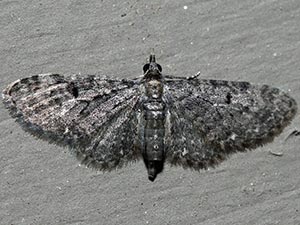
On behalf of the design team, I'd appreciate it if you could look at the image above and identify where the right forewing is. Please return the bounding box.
[163,78,297,170]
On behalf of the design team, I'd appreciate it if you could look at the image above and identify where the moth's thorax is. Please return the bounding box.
[145,79,164,99]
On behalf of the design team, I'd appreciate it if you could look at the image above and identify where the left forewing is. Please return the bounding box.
[2,74,142,169]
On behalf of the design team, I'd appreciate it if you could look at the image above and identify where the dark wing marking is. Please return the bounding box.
[164,78,297,169]
[2,74,142,170]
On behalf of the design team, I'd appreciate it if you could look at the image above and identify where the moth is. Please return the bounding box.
[2,55,297,181]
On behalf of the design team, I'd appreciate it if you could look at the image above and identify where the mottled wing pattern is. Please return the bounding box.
[2,74,142,169]
[164,79,297,169]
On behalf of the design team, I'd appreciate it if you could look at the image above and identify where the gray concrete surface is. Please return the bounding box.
[0,0,299,224]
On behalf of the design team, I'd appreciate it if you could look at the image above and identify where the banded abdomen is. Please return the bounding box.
[142,78,166,181]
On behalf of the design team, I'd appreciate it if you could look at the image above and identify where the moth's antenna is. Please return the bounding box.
[149,54,156,63]
[149,48,155,63]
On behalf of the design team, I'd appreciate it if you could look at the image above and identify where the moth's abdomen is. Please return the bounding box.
[143,101,166,160]
[143,100,166,181]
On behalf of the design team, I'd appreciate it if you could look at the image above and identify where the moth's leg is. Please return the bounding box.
[132,74,144,81]
[285,129,300,141]
[188,71,201,80]
[164,71,201,81]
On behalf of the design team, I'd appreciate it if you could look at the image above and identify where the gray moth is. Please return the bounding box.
[2,55,297,181]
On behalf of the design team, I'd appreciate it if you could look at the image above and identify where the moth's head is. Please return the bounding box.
[143,55,162,79]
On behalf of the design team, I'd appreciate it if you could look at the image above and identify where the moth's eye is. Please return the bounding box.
[143,63,150,73]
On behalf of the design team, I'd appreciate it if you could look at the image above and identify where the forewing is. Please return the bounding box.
[3,74,142,169]
[164,78,297,169]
